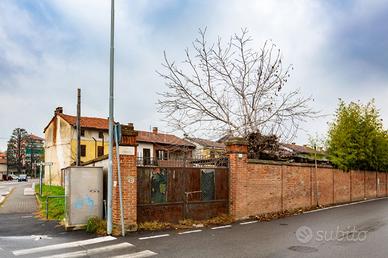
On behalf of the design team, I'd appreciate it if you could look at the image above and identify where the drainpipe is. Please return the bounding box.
[92,137,97,159]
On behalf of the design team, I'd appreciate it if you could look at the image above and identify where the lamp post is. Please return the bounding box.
[107,0,115,235]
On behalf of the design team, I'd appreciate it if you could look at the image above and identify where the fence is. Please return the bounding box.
[137,157,229,223]
[234,159,388,219]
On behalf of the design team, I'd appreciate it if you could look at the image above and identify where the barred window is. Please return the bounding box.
[151,169,168,203]
[201,169,215,201]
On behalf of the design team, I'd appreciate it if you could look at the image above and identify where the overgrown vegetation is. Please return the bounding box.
[246,132,280,160]
[138,214,233,231]
[35,184,65,220]
[327,99,388,171]
[86,216,107,235]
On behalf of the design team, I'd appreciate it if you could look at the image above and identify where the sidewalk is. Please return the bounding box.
[0,182,37,214]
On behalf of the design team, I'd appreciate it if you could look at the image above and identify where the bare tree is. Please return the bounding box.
[158,28,316,140]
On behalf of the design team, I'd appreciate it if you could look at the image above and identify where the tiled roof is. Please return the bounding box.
[281,143,318,155]
[28,134,44,141]
[137,131,195,147]
[0,152,6,164]
[186,137,225,149]
[45,112,193,147]
[58,114,109,131]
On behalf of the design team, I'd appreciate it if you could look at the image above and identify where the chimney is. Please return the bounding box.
[152,127,158,134]
[55,107,63,115]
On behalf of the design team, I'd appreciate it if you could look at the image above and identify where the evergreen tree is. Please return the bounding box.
[7,128,28,173]
[327,100,388,171]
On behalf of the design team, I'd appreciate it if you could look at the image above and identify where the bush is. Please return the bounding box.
[86,216,107,235]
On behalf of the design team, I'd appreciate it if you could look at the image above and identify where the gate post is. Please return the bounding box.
[112,123,138,232]
[226,137,249,220]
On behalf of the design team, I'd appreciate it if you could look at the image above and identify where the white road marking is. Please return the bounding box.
[23,188,35,196]
[39,242,133,258]
[110,250,157,258]
[178,229,202,235]
[0,235,52,241]
[211,225,232,230]
[12,236,116,256]
[303,197,388,215]
[21,215,33,218]
[139,234,169,240]
[240,221,258,225]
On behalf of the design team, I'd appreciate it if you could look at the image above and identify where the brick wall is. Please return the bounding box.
[227,138,388,220]
[112,123,138,232]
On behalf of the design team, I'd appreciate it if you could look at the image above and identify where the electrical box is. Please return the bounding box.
[64,166,103,229]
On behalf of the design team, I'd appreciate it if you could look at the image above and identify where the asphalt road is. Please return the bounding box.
[2,181,388,257]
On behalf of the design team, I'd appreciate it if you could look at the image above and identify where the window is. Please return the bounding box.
[80,145,86,157]
[98,131,104,139]
[201,169,215,201]
[143,148,151,165]
[157,150,168,160]
[151,169,167,203]
[98,146,104,157]
[80,129,85,137]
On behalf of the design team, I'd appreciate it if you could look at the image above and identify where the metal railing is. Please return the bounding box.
[136,156,229,168]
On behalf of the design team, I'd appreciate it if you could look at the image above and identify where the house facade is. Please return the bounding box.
[137,127,194,164]
[44,107,194,185]
[44,107,109,185]
[185,137,225,158]
[0,152,7,179]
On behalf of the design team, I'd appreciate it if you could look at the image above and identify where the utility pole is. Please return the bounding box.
[107,0,115,235]
[29,136,33,177]
[76,88,81,166]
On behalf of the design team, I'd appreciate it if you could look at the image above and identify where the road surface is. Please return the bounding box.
[1,181,388,257]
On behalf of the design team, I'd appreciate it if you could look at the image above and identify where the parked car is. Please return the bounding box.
[8,174,18,181]
[18,174,27,182]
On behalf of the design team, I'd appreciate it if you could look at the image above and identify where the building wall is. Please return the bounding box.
[137,143,154,159]
[45,116,109,185]
[0,164,7,173]
[44,116,72,185]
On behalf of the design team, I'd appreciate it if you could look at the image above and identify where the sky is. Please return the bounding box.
[1,0,388,151]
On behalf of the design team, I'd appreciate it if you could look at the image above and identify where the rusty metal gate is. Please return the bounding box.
[137,158,229,223]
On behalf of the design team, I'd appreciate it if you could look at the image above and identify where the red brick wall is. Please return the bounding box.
[350,170,364,201]
[227,140,388,220]
[377,172,387,197]
[111,124,138,232]
[227,142,249,219]
[316,168,334,206]
[333,170,350,204]
[246,163,282,215]
[365,171,377,199]
[282,165,312,211]
[112,147,137,231]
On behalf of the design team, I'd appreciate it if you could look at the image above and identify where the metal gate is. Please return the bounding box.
[137,157,229,223]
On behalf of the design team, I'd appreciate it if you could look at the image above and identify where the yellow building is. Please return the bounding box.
[43,107,109,185]
[184,137,225,158]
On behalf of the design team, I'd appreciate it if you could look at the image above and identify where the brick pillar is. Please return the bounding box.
[112,123,138,232]
[226,137,249,220]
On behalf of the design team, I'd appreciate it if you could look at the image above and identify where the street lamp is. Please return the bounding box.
[107,0,115,235]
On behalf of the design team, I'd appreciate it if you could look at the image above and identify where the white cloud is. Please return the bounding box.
[1,0,388,150]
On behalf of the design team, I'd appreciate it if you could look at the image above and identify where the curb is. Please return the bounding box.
[0,187,15,206]
[303,196,388,215]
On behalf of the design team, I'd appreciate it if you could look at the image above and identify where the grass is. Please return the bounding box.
[35,184,65,220]
[86,216,107,235]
